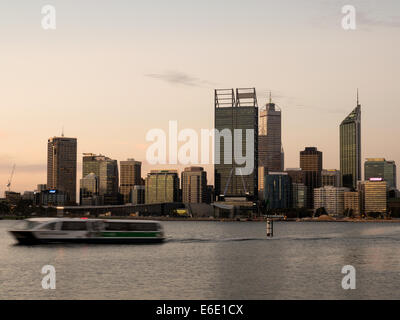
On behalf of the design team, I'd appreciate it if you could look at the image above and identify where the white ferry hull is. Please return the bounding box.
[10,231,165,245]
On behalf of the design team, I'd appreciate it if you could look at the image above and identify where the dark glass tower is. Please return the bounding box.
[365,158,396,190]
[47,136,77,204]
[340,92,361,189]
[214,88,258,199]
[300,147,323,209]
[258,93,283,172]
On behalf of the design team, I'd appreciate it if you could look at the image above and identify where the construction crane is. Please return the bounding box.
[6,164,16,192]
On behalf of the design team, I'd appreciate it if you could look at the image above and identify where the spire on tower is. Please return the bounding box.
[61,126,64,137]
[269,91,272,104]
[357,88,360,106]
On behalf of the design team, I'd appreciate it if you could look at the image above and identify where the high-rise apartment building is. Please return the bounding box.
[214,88,258,199]
[181,167,207,203]
[300,147,323,209]
[364,158,396,190]
[145,170,179,204]
[322,169,341,187]
[47,136,77,204]
[120,159,142,203]
[340,93,361,189]
[259,93,284,172]
[314,186,349,216]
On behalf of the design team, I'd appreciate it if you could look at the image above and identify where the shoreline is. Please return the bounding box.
[1,215,400,223]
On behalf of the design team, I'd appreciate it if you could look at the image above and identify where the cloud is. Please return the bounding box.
[145,71,215,87]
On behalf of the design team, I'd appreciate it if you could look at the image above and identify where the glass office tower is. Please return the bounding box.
[340,94,361,189]
[259,93,283,172]
[120,159,142,203]
[300,147,323,209]
[214,88,258,199]
[365,158,396,190]
[145,170,179,204]
[82,153,119,203]
[47,136,77,204]
[264,172,292,209]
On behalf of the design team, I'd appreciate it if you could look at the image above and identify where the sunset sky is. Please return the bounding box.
[1,0,400,196]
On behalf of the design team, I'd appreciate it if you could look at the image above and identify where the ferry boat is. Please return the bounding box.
[9,218,165,245]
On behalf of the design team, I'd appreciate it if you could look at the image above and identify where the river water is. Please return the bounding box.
[1,220,400,300]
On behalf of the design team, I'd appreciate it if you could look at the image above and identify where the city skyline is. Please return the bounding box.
[1,91,398,197]
[1,0,400,195]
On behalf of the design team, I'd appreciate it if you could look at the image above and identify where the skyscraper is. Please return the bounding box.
[214,88,258,199]
[82,153,119,204]
[292,183,307,208]
[80,173,100,205]
[340,92,361,189]
[258,93,283,172]
[300,147,323,209]
[181,167,207,203]
[264,172,292,209]
[322,169,341,187]
[120,159,142,203]
[47,136,77,204]
[145,170,179,204]
[359,179,387,215]
[364,158,396,190]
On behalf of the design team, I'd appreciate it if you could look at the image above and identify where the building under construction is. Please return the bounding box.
[214,88,258,200]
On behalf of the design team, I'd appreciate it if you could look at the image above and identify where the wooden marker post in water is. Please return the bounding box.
[266,219,273,237]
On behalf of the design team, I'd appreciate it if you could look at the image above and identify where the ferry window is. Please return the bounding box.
[129,223,157,231]
[104,222,130,231]
[61,221,87,231]
[104,222,158,231]
[39,223,57,230]
[91,221,104,231]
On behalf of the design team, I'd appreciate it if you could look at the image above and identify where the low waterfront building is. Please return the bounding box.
[344,191,360,216]
[37,189,68,206]
[5,191,22,205]
[314,186,350,216]
[358,179,387,215]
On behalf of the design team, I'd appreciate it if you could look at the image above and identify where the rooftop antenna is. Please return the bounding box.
[61,126,64,137]
[357,89,360,106]
[269,91,272,104]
